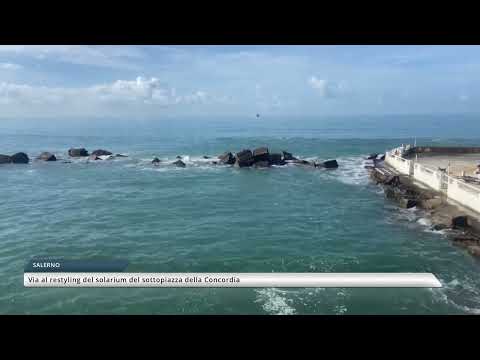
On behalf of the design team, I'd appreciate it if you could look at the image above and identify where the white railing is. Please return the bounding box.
[446,175,480,214]
[385,145,480,214]
[385,152,412,176]
[413,163,442,191]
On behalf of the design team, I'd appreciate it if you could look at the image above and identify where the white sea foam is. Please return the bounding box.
[254,288,296,315]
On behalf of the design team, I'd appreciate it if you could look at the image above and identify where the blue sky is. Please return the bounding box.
[0,45,479,118]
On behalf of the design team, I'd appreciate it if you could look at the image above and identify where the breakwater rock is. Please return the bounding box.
[369,163,480,257]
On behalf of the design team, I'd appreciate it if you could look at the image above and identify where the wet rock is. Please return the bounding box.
[98,155,114,160]
[68,148,89,157]
[419,198,443,210]
[431,223,448,231]
[452,236,480,249]
[452,216,469,229]
[253,147,269,162]
[292,159,315,167]
[37,152,56,161]
[385,176,401,187]
[211,161,218,165]
[0,154,12,164]
[203,156,211,159]
[218,152,235,165]
[367,153,378,160]
[172,159,186,167]
[322,159,339,169]
[282,151,296,161]
[89,154,101,161]
[115,154,128,157]
[152,157,161,164]
[379,154,386,161]
[468,246,480,257]
[269,153,286,166]
[399,198,417,209]
[234,149,254,167]
[91,149,112,156]
[176,155,183,159]
[254,161,270,168]
[11,152,29,164]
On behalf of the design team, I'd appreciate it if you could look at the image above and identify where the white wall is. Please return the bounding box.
[413,163,442,191]
[385,153,412,175]
[447,177,480,214]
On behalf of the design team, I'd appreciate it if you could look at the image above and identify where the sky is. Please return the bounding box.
[0,45,480,119]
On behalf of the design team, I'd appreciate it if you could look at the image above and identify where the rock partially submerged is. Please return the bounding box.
[321,159,339,169]
[253,147,269,162]
[37,152,57,161]
[282,150,296,161]
[218,152,235,165]
[91,149,112,156]
[69,148,89,157]
[172,159,186,167]
[269,153,285,166]
[0,154,12,164]
[152,157,161,165]
[11,152,29,164]
[235,149,254,167]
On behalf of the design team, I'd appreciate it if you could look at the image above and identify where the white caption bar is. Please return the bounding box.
[24,273,442,288]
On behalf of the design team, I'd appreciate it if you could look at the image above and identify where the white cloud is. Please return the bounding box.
[0,45,145,69]
[308,76,349,99]
[0,77,222,114]
[0,62,22,70]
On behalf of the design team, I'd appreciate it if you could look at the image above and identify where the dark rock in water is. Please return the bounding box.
[176,155,183,159]
[322,159,339,169]
[385,176,400,187]
[235,149,254,167]
[269,153,286,165]
[89,154,101,161]
[453,236,480,247]
[68,148,89,157]
[115,154,128,157]
[172,159,186,167]
[218,152,235,165]
[379,154,386,161]
[399,198,417,209]
[254,160,270,168]
[211,161,218,165]
[293,159,315,166]
[62,161,72,164]
[11,152,29,164]
[367,153,378,160]
[0,154,12,164]
[452,216,469,229]
[37,152,56,161]
[282,151,296,161]
[203,156,211,159]
[152,157,161,164]
[91,149,112,156]
[432,223,448,231]
[253,147,269,162]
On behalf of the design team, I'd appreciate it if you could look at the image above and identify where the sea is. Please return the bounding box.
[1,114,480,315]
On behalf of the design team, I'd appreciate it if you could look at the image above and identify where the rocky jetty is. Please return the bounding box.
[68,148,89,157]
[368,160,480,257]
[216,147,338,170]
[37,152,57,161]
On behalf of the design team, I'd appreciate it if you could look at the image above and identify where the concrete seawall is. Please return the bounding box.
[385,146,480,215]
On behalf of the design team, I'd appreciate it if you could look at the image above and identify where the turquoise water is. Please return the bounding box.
[1,115,480,314]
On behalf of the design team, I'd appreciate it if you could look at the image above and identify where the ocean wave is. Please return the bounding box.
[254,288,296,315]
